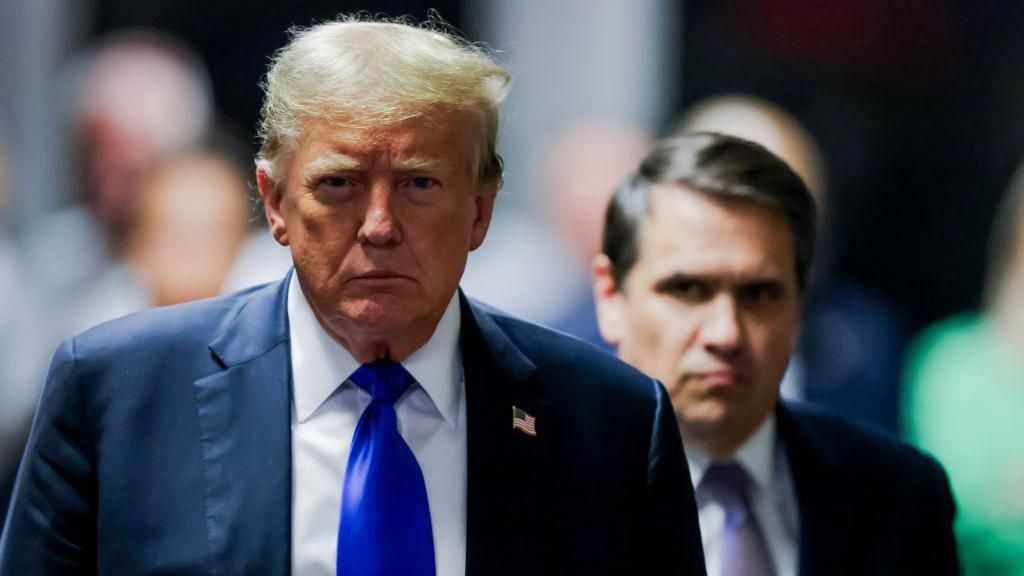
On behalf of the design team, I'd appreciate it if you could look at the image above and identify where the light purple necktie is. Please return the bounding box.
[702,462,776,576]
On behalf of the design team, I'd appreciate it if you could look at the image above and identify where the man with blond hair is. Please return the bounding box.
[0,17,706,576]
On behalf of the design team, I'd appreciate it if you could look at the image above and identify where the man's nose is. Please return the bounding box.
[357,184,402,246]
[702,294,743,357]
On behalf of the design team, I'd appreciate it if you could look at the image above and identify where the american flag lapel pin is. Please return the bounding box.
[512,405,537,437]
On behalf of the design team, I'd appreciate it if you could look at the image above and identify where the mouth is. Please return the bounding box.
[690,370,748,388]
[347,270,414,285]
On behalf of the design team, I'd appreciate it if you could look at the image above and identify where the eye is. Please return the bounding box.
[676,281,711,301]
[657,278,712,302]
[401,176,442,204]
[319,176,352,189]
[408,176,440,189]
[308,174,359,203]
[738,282,783,305]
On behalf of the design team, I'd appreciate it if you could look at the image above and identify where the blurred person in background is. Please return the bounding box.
[905,162,1024,575]
[594,134,959,575]
[219,207,294,293]
[541,119,651,349]
[24,30,213,335]
[54,134,252,335]
[125,143,250,307]
[678,94,908,435]
[0,133,50,523]
[461,119,651,340]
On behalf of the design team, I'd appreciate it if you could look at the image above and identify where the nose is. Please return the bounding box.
[702,294,743,358]
[356,184,402,246]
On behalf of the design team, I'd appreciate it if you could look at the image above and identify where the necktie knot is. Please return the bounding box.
[349,360,415,405]
[702,461,753,523]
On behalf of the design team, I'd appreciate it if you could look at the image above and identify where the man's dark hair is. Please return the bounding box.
[602,132,818,290]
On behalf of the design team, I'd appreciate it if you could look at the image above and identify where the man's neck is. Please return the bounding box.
[684,413,778,488]
[295,278,452,364]
[683,409,776,461]
[316,314,444,364]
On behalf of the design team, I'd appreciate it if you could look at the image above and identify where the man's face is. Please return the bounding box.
[258,109,496,353]
[595,185,800,455]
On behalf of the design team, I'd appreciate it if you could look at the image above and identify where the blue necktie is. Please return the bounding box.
[337,360,436,576]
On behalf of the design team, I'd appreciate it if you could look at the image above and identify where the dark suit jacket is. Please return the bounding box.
[0,276,706,575]
[778,403,960,575]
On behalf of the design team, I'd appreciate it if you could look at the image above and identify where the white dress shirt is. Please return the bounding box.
[288,273,467,576]
[687,416,800,576]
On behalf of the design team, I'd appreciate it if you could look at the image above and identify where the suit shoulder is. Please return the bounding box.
[784,403,950,487]
[70,283,269,360]
[478,303,658,395]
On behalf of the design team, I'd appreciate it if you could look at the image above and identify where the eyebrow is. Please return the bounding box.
[300,153,361,185]
[653,272,787,292]
[393,156,448,173]
[653,273,712,292]
[300,154,450,186]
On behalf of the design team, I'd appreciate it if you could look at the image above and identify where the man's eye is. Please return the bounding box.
[408,176,439,189]
[321,176,350,188]
[681,283,708,300]
[739,283,782,304]
[667,281,710,301]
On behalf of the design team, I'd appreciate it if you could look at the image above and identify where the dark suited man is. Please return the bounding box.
[0,18,705,576]
[593,134,959,575]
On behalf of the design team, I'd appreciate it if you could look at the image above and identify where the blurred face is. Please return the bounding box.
[258,109,496,360]
[131,155,249,307]
[595,185,800,457]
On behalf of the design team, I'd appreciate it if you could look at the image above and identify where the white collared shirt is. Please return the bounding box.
[288,273,467,576]
[687,416,800,576]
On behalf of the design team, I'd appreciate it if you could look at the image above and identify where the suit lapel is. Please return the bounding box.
[778,405,861,576]
[193,277,293,575]
[460,294,558,576]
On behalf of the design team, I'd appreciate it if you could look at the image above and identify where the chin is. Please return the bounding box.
[679,399,739,434]
[327,295,413,331]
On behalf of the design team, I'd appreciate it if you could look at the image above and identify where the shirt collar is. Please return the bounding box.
[287,272,462,425]
[400,293,462,427]
[686,414,777,491]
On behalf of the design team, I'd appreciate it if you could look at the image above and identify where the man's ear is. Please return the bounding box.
[468,181,498,252]
[592,253,627,346]
[256,164,289,246]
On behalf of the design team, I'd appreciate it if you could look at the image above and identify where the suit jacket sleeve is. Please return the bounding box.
[0,338,97,574]
[642,379,707,575]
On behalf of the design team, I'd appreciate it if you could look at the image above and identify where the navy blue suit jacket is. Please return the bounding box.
[0,276,706,575]
[778,403,960,575]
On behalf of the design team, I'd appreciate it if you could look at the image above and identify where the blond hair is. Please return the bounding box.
[256,15,511,186]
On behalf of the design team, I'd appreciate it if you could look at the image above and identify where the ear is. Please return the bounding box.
[468,181,498,251]
[256,164,289,246]
[592,253,627,346]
